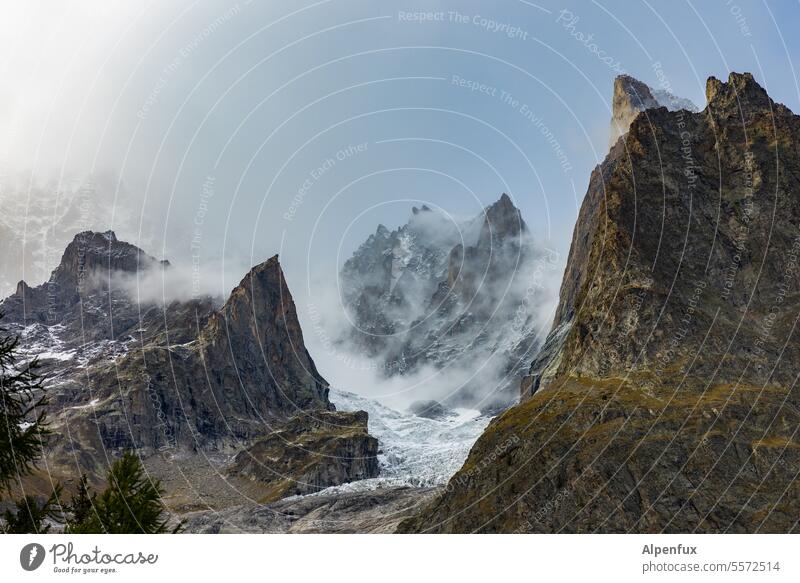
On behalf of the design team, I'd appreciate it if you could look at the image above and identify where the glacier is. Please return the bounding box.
[304,388,492,495]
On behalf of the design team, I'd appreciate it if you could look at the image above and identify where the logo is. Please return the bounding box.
[20,543,46,571]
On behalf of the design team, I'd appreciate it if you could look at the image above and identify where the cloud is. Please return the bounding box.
[105,257,251,307]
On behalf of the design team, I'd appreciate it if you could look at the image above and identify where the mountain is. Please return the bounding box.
[609,74,698,146]
[3,230,167,323]
[1,230,216,384]
[339,204,466,358]
[400,73,800,533]
[339,195,552,412]
[1,232,378,500]
[0,179,150,298]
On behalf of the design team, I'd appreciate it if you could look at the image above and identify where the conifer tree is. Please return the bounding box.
[65,474,96,533]
[70,451,174,534]
[2,484,63,533]
[0,315,49,494]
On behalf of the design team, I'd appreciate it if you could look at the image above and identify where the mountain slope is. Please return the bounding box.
[399,72,800,533]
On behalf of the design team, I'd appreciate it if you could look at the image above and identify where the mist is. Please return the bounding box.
[303,203,564,413]
[104,256,253,308]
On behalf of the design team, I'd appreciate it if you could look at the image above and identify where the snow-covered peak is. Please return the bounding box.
[652,89,698,112]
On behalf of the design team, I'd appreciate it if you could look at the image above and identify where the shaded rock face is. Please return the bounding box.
[228,410,379,502]
[400,72,800,533]
[528,71,800,396]
[196,256,333,417]
[340,194,549,411]
[609,75,698,147]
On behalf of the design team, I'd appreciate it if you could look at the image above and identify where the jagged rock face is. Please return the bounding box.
[0,230,212,375]
[228,410,379,502]
[339,195,546,411]
[400,73,800,533]
[340,206,466,357]
[2,230,166,323]
[197,256,333,416]
[529,72,800,394]
[1,234,345,482]
[476,192,526,248]
[2,232,382,507]
[55,255,334,459]
[609,75,697,146]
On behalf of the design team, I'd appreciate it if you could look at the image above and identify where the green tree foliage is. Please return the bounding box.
[69,451,174,534]
[2,484,63,533]
[1,317,175,534]
[0,315,49,494]
[0,314,61,534]
[65,474,96,531]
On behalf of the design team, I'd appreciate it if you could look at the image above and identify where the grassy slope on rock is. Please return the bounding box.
[399,375,799,533]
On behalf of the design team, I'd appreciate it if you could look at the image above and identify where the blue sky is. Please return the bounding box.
[2,0,799,316]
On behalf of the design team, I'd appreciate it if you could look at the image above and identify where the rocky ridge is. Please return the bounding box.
[228,410,379,502]
[183,486,440,534]
[1,232,378,502]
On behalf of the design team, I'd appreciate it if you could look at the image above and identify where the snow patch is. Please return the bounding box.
[71,398,100,410]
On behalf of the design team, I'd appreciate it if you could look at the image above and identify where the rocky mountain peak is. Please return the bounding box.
[610,75,660,146]
[339,193,546,411]
[53,229,160,286]
[527,71,796,398]
[1,232,375,501]
[203,254,292,345]
[19,240,337,459]
[15,279,31,296]
[610,74,697,146]
[476,193,527,249]
[199,254,333,416]
[614,74,659,110]
[706,71,771,113]
[1,229,165,321]
[411,204,432,215]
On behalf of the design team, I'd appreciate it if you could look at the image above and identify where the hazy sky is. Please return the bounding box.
[1,0,799,339]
